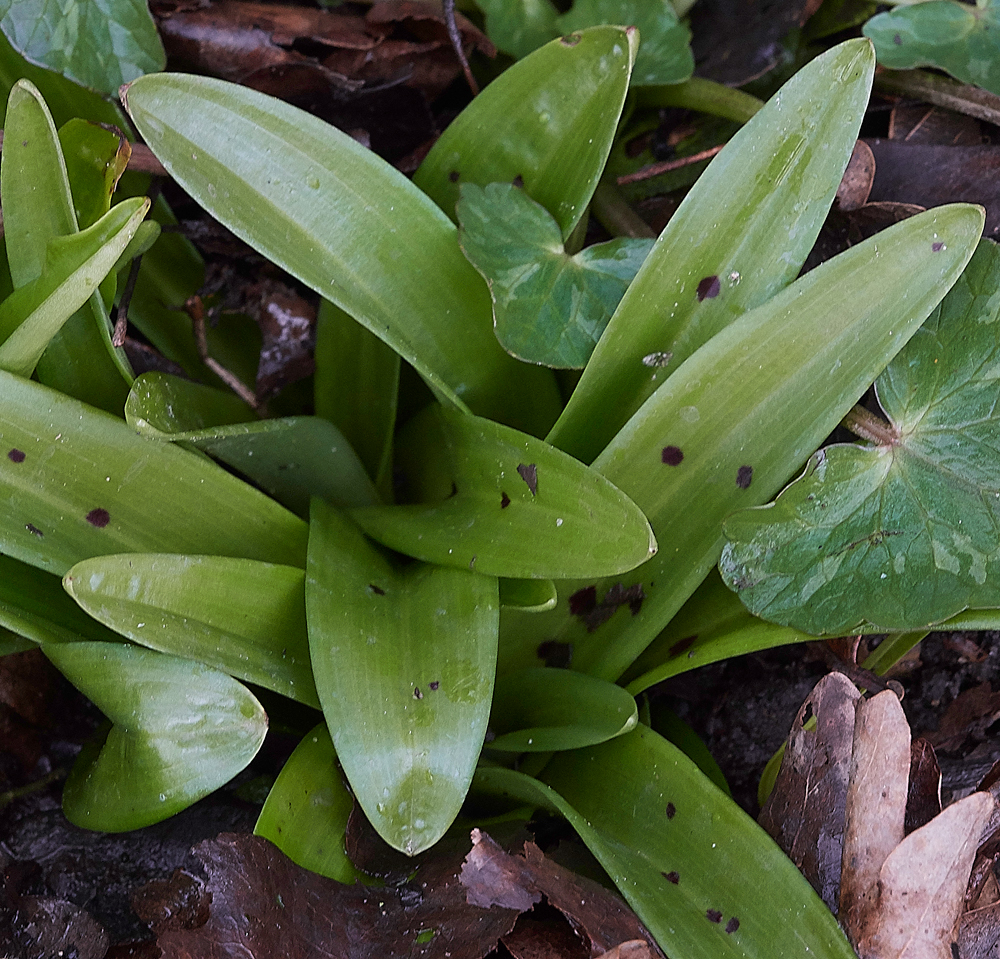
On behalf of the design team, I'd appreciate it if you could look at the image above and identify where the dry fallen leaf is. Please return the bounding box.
[836,140,876,212]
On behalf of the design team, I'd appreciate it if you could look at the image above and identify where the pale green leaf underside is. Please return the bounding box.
[458,182,652,368]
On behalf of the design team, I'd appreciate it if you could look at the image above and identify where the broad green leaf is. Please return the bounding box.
[47,642,266,831]
[0,197,149,377]
[126,373,378,517]
[414,26,637,239]
[458,183,653,368]
[0,370,307,575]
[524,204,985,681]
[499,577,557,611]
[63,554,318,707]
[0,552,123,645]
[475,0,559,58]
[650,703,731,796]
[558,0,693,85]
[59,119,130,230]
[548,39,876,464]
[720,239,1000,634]
[349,405,655,580]
[122,72,560,435]
[306,498,498,855]
[488,667,637,751]
[254,723,359,882]
[475,727,856,959]
[0,629,33,656]
[314,298,399,494]
[863,2,1000,97]
[0,0,164,96]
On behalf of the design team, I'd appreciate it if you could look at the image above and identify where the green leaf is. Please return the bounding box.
[47,642,267,831]
[475,727,856,959]
[63,554,318,707]
[349,405,655,580]
[126,373,378,517]
[488,667,637,751]
[863,2,1000,97]
[0,197,149,377]
[548,39,877,464]
[558,0,693,85]
[0,0,164,96]
[0,370,307,575]
[475,0,559,58]
[650,703,731,796]
[121,72,560,435]
[458,183,652,368]
[721,238,1000,634]
[306,498,498,855]
[0,629,33,656]
[59,119,130,230]
[414,26,637,239]
[254,723,359,882]
[499,577,557,611]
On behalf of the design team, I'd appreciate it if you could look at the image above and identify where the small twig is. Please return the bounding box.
[113,179,163,347]
[443,0,479,96]
[842,404,900,446]
[875,68,1000,130]
[186,295,260,410]
[617,145,725,185]
[0,766,68,812]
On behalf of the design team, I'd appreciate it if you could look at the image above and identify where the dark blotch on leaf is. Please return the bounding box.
[696,275,721,301]
[569,586,597,616]
[726,918,740,934]
[500,492,511,509]
[559,32,581,45]
[448,481,458,498]
[369,583,385,596]
[25,523,42,537]
[663,871,680,884]
[429,681,440,691]
[932,242,944,252]
[707,910,722,923]
[86,508,110,528]
[537,640,573,669]
[512,174,525,189]
[517,463,538,496]
[662,446,683,466]
[573,583,646,632]
[7,449,25,463]
[893,33,902,45]
[413,687,423,700]
[449,170,460,182]
[669,635,697,658]
[736,465,753,489]
[666,802,676,819]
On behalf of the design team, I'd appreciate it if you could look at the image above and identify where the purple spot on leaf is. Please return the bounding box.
[569,586,597,616]
[517,463,538,496]
[413,687,423,700]
[662,446,683,466]
[86,508,110,528]
[669,635,697,658]
[501,492,511,509]
[25,523,42,537]
[666,802,676,819]
[559,33,581,46]
[448,481,458,498]
[932,242,944,251]
[537,640,572,668]
[512,174,525,188]
[663,871,680,884]
[696,275,720,301]
[726,918,740,934]
[7,449,25,463]
[449,170,460,182]
[893,32,902,44]
[369,584,385,595]
[707,910,722,924]
[736,465,753,489]
[429,681,440,691]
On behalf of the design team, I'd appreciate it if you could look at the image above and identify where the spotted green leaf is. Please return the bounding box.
[488,667,637,751]
[255,723,359,882]
[864,1,1000,97]
[414,26,637,239]
[63,554,318,706]
[47,642,267,831]
[721,239,1000,634]
[475,727,856,959]
[306,498,498,855]
[458,183,652,368]
[349,405,655,580]
[0,0,164,96]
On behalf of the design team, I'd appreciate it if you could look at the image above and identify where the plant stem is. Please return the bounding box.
[874,69,1000,129]
[635,78,764,124]
[842,403,900,446]
[592,181,656,239]
[0,766,67,811]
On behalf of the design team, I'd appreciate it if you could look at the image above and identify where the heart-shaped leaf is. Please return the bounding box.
[349,405,655,580]
[458,183,653,368]
[46,642,267,831]
[721,238,1000,635]
[306,498,499,855]
[488,667,637,751]
[63,554,318,707]
[475,0,558,58]
[254,723,359,883]
[864,1,1000,97]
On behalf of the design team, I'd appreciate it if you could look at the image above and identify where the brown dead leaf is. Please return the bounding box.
[248,278,317,401]
[0,648,57,726]
[888,103,983,146]
[501,903,591,959]
[943,635,988,664]
[928,682,1000,753]
[959,900,1000,959]
[856,792,994,959]
[840,689,911,944]
[758,671,860,911]
[836,140,876,211]
[906,739,942,836]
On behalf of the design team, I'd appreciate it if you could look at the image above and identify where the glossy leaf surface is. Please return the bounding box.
[0,0,164,95]
[414,26,636,239]
[0,370,307,575]
[458,183,652,368]
[47,642,267,831]
[488,667,637,751]
[476,727,856,959]
[475,0,558,58]
[499,577,557,611]
[64,554,318,707]
[59,119,130,230]
[122,72,559,434]
[0,197,149,377]
[721,239,1000,634]
[548,39,876,463]
[864,2,1000,96]
[350,406,655,580]
[254,724,359,882]
[306,499,498,855]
